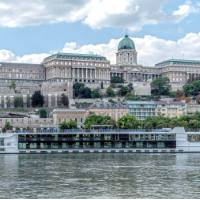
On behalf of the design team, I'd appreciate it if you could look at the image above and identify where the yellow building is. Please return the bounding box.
[52,109,87,128]
[156,101,187,118]
[88,103,128,121]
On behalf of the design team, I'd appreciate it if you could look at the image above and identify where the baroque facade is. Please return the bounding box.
[0,34,200,107]
[111,35,200,91]
[0,53,110,107]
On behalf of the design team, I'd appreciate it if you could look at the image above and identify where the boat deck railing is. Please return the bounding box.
[8,128,174,135]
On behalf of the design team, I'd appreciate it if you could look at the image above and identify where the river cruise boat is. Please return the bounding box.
[0,127,200,153]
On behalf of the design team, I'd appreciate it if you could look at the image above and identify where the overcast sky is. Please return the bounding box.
[0,0,200,65]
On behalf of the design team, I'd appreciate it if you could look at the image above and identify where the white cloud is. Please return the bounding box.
[1,32,200,66]
[62,32,200,66]
[0,0,198,31]
[0,50,49,64]
[16,53,50,64]
[0,0,88,28]
[62,40,119,64]
[0,50,16,62]
[173,0,199,21]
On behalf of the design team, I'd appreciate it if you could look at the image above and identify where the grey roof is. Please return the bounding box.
[155,59,200,67]
[0,62,43,68]
[90,102,128,109]
[43,52,108,63]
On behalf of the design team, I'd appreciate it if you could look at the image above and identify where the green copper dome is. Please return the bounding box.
[118,34,135,50]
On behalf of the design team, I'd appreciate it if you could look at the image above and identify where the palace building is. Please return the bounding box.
[111,35,200,91]
[0,34,200,108]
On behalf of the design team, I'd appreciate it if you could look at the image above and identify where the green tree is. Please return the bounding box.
[151,77,171,96]
[143,116,172,129]
[3,121,13,132]
[101,82,104,89]
[59,120,77,130]
[84,114,116,129]
[9,80,16,92]
[39,109,47,118]
[117,115,140,129]
[31,91,44,107]
[125,93,140,101]
[73,83,85,98]
[61,93,69,107]
[111,76,124,83]
[118,86,129,96]
[91,89,101,98]
[183,83,194,96]
[82,87,91,98]
[14,96,23,108]
[73,83,92,98]
[183,80,200,96]
[127,83,133,93]
[188,119,200,129]
[106,87,115,97]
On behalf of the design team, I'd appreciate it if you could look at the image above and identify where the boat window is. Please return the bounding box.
[188,134,200,142]
[0,138,4,146]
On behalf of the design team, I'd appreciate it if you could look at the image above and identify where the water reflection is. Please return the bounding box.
[0,153,200,198]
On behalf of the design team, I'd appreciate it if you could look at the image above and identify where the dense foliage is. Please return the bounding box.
[84,114,116,129]
[151,77,171,96]
[91,89,101,98]
[31,91,44,107]
[73,83,102,99]
[83,113,200,130]
[111,76,124,83]
[39,109,47,118]
[118,85,129,96]
[117,115,141,129]
[59,120,77,130]
[3,121,13,132]
[183,79,200,96]
[14,96,23,108]
[106,87,116,97]
[9,80,16,92]
[60,94,69,107]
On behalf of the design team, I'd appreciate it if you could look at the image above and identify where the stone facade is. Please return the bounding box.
[52,109,87,128]
[0,62,44,95]
[132,81,151,96]
[88,103,128,121]
[111,35,200,91]
[0,53,110,106]
[0,35,200,101]
[127,100,187,120]
[0,117,53,129]
[127,101,157,120]
[43,53,110,90]
[156,101,187,118]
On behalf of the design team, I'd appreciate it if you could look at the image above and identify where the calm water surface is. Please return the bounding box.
[0,153,200,198]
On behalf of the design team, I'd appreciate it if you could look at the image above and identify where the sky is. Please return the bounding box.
[0,0,200,65]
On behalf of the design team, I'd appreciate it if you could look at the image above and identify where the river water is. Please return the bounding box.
[0,153,200,198]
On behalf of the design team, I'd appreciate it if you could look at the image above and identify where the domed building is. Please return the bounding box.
[116,34,137,65]
[111,34,200,93]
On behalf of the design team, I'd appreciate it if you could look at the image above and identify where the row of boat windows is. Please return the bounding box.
[18,134,176,141]
[18,141,176,149]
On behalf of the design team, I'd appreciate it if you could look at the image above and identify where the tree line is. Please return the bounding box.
[59,112,200,130]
